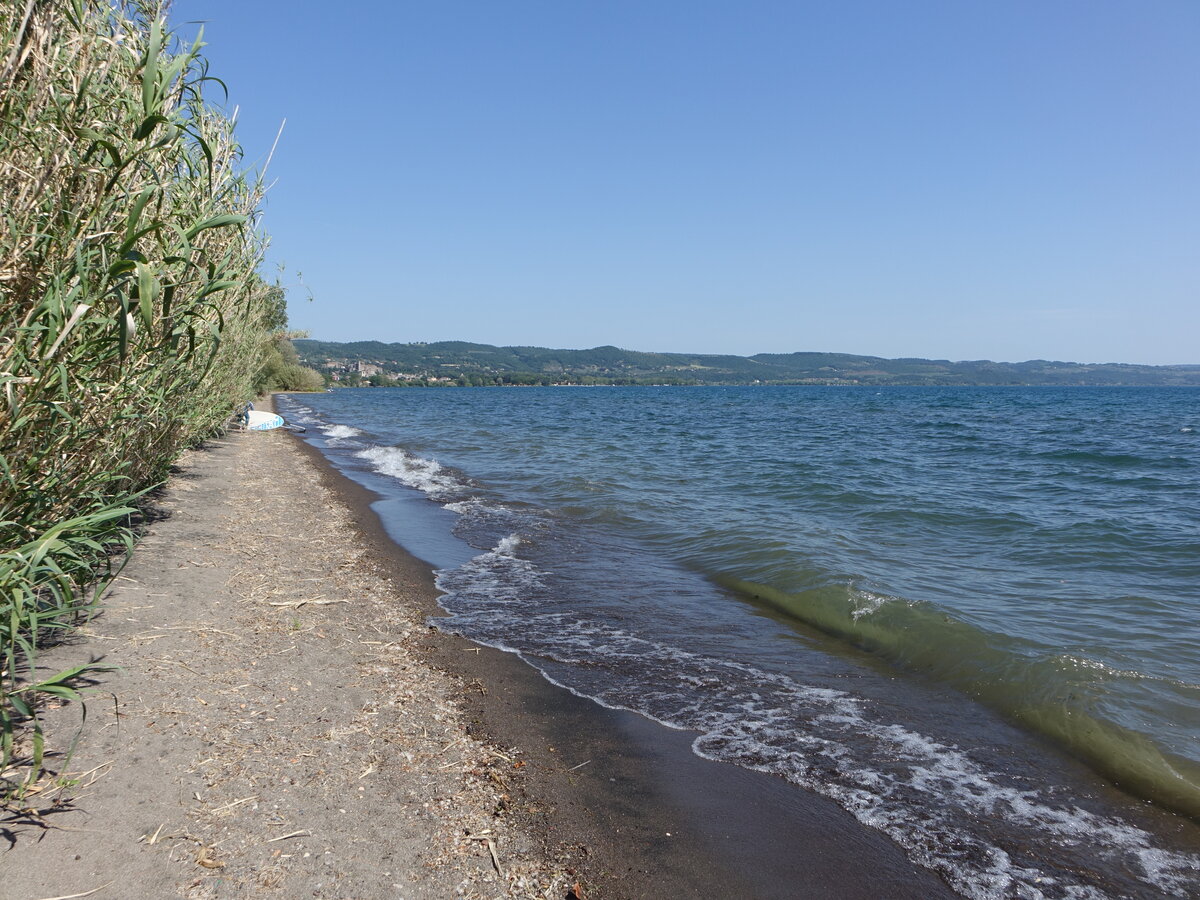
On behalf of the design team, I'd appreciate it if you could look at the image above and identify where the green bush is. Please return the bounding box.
[255,331,327,393]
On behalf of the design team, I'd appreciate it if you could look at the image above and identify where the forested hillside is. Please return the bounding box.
[296,340,1200,386]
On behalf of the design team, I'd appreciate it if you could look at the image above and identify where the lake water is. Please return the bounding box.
[279,386,1200,899]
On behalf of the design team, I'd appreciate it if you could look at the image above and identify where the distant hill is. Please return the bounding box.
[294,339,1200,387]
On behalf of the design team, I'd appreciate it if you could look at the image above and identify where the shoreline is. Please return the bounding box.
[2,413,958,899]
[287,413,960,898]
[3,428,577,899]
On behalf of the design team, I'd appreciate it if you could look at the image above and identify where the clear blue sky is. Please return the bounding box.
[169,1,1198,364]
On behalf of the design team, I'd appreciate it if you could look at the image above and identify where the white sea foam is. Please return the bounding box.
[431,602,1200,899]
[355,445,463,499]
[322,424,364,440]
[434,534,542,604]
[442,501,539,546]
[277,400,316,423]
[494,534,522,555]
[280,399,314,415]
[850,589,892,620]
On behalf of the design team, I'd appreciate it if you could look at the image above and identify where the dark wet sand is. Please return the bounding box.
[288,429,959,899]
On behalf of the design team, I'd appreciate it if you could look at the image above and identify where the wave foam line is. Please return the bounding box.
[355,445,464,499]
[433,606,1200,899]
[321,423,364,440]
[719,575,1200,821]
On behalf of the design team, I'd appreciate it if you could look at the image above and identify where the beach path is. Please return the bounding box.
[1,429,577,899]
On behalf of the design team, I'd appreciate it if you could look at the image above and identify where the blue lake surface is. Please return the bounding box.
[280,385,1200,899]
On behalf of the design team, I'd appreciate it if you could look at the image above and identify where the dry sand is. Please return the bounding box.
[1,429,582,899]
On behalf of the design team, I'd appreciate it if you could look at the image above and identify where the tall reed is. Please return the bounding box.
[1,0,281,795]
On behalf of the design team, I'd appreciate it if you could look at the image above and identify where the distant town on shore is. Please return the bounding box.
[294,339,1200,388]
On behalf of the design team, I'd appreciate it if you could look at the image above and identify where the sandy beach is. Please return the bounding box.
[2,426,582,898]
[2,416,957,900]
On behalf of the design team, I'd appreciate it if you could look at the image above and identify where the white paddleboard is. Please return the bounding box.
[245,410,285,431]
